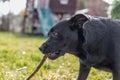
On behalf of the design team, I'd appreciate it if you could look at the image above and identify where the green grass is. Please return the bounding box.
[0,32,112,80]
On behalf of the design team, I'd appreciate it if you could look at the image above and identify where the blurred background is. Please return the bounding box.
[0,0,120,79]
[0,0,119,37]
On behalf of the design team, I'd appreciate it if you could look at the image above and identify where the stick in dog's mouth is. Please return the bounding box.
[25,54,48,80]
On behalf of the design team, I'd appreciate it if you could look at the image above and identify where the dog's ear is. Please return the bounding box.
[69,14,90,30]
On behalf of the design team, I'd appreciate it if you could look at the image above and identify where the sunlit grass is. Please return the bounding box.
[0,32,112,80]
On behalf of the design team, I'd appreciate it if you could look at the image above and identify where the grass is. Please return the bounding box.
[0,32,112,80]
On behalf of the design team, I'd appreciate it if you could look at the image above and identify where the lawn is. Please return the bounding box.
[0,32,112,80]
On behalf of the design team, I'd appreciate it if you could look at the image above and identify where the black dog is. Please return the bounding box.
[39,14,120,80]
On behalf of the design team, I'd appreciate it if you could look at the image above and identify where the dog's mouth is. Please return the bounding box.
[46,51,65,60]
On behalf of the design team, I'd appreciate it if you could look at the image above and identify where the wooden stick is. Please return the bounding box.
[26,55,48,80]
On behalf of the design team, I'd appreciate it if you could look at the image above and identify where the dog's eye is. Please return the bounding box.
[51,32,58,38]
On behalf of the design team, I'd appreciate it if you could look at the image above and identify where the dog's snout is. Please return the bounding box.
[39,45,45,52]
[39,46,43,52]
[39,43,47,53]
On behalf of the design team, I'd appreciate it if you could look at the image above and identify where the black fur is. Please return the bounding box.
[39,14,120,80]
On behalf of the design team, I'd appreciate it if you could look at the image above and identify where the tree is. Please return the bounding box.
[0,0,10,31]
[111,0,120,19]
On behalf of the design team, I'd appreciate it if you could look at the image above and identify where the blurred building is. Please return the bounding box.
[76,0,110,17]
[22,0,110,36]
[50,0,76,16]
[23,0,77,35]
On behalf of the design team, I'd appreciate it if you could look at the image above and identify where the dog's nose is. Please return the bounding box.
[39,45,44,52]
[39,44,47,52]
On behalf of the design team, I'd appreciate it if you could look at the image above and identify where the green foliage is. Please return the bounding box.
[0,32,112,80]
[111,0,120,19]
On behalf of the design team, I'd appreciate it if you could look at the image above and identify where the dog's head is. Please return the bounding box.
[39,14,90,60]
